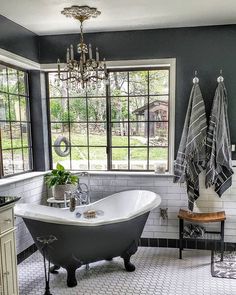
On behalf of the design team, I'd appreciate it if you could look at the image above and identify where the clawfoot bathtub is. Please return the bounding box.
[15,190,161,287]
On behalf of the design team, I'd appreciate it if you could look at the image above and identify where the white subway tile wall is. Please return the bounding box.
[0,175,47,254]
[1,168,236,254]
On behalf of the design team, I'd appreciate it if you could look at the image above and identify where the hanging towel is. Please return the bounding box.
[174,83,207,211]
[205,81,233,196]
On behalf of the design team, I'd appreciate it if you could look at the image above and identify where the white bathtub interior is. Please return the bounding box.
[15,190,161,226]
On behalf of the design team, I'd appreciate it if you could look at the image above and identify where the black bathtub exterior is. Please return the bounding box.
[23,211,149,287]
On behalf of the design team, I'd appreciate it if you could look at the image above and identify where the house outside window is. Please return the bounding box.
[0,62,32,176]
[47,59,175,173]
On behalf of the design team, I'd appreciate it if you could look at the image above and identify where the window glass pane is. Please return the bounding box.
[130,148,147,170]
[109,72,128,96]
[149,70,169,95]
[68,85,86,97]
[23,148,32,170]
[0,93,9,121]
[69,98,87,121]
[2,150,13,175]
[52,151,71,170]
[86,84,106,97]
[9,95,20,121]
[129,96,148,121]
[111,122,128,146]
[13,149,23,173]
[149,122,168,147]
[130,122,147,146]
[111,148,128,170]
[50,98,68,122]
[111,97,128,121]
[70,123,87,146]
[22,123,31,147]
[0,65,7,92]
[18,71,27,96]
[129,71,148,96]
[89,147,107,170]
[71,147,88,170]
[1,123,12,149]
[89,123,107,146]
[7,68,18,94]
[149,147,168,172]
[88,97,106,122]
[49,72,68,97]
[148,97,169,121]
[20,97,30,121]
[11,123,22,148]
[51,123,70,146]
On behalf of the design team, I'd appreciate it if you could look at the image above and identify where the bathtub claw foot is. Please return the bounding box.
[66,268,77,288]
[50,265,60,274]
[124,257,135,272]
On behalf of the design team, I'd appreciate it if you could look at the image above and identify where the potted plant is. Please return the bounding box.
[45,163,78,200]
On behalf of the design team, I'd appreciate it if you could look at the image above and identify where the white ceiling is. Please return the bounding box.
[1,0,236,35]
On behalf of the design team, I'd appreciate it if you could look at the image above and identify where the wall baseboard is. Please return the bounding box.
[17,244,38,265]
[139,238,236,251]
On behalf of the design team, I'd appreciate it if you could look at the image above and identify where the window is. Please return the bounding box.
[48,61,174,172]
[0,63,32,176]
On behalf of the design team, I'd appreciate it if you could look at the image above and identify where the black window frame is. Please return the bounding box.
[0,61,33,178]
[47,66,170,172]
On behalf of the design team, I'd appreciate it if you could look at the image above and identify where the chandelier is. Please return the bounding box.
[57,5,108,89]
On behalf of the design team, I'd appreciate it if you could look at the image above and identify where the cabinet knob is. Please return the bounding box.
[4,219,12,224]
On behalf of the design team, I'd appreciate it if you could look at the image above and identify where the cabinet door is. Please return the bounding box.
[1,231,18,295]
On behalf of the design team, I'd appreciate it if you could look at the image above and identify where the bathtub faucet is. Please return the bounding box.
[74,183,89,205]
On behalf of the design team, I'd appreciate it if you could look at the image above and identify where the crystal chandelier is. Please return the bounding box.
[57,5,108,89]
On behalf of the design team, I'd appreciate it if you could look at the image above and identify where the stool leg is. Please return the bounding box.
[179,218,183,259]
[220,220,225,261]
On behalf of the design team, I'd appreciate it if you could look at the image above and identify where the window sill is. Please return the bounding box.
[74,171,174,177]
[0,171,48,188]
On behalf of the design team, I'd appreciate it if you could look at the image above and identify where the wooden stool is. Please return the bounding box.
[178,209,226,261]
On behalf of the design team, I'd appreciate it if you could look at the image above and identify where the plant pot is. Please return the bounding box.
[53,184,76,200]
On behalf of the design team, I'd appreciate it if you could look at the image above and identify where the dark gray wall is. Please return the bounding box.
[0,15,39,62]
[28,71,49,170]
[39,25,236,157]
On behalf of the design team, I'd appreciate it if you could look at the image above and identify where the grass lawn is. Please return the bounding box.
[51,132,168,165]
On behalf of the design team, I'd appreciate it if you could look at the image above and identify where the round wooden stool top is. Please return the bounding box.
[178,209,226,223]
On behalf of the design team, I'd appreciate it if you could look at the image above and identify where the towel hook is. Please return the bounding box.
[217,69,224,82]
[193,70,199,84]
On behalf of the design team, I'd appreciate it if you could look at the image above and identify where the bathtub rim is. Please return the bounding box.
[15,189,161,227]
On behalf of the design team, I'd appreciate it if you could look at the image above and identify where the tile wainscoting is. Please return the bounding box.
[1,168,236,255]
[79,168,236,244]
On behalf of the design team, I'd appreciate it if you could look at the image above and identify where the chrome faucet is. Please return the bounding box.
[74,183,89,205]
[69,172,91,211]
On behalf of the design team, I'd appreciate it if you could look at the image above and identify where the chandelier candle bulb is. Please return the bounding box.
[96,48,99,62]
[66,48,70,62]
[70,45,74,60]
[89,44,92,59]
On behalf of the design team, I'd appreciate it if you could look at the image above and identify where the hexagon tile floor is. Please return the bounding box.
[18,247,236,295]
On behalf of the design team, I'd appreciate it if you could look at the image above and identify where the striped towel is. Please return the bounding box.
[205,82,233,196]
[174,83,207,211]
